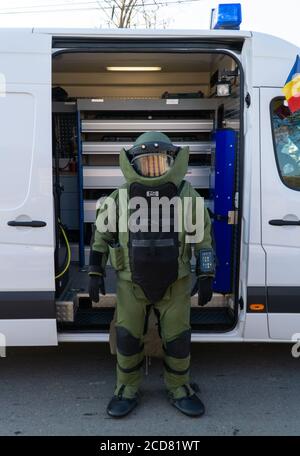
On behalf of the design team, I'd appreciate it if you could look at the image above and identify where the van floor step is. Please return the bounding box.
[191,307,234,331]
[58,306,234,332]
[57,308,113,331]
[57,265,117,302]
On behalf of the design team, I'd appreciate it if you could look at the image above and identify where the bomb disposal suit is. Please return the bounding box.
[88,132,215,417]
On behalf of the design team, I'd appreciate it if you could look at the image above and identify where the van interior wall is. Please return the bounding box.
[52,71,210,98]
[51,52,225,98]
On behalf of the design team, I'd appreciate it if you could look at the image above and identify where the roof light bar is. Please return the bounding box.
[106,66,162,72]
[211,3,242,30]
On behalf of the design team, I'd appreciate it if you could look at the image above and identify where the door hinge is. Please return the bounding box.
[245,92,251,108]
[239,297,244,310]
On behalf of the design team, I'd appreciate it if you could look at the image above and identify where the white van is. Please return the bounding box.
[1,26,300,347]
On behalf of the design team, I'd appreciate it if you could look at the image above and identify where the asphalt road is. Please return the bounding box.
[0,342,300,436]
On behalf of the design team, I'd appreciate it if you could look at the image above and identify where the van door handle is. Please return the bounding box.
[269,219,300,226]
[7,220,47,227]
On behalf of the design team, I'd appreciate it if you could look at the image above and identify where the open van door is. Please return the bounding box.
[0,31,57,345]
[261,87,300,340]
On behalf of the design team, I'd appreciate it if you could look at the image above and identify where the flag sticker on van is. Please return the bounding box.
[282,55,300,113]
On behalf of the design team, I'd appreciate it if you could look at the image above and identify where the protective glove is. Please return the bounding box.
[197,276,214,306]
[191,248,215,306]
[88,274,106,303]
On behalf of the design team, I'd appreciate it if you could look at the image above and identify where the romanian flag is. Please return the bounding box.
[282,55,300,113]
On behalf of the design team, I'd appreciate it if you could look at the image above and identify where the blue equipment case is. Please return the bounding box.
[212,128,237,294]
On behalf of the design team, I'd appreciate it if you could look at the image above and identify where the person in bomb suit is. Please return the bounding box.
[88,131,215,418]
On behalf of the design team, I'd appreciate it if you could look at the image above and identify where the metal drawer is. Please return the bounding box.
[84,200,98,223]
[185,166,211,188]
[81,119,214,133]
[83,166,210,190]
[83,166,125,189]
[82,141,214,155]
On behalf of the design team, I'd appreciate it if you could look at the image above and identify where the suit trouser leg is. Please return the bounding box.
[114,278,150,399]
[154,274,192,400]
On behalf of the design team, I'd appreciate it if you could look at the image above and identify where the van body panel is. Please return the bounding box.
[261,88,300,339]
[242,88,266,287]
[0,32,51,84]
[0,32,57,345]
[0,319,57,346]
[33,28,251,39]
[243,313,269,340]
[1,28,300,343]
[266,314,300,341]
[252,33,300,88]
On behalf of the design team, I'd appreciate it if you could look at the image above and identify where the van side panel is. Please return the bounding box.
[241,88,268,340]
[0,320,57,347]
[0,32,57,345]
[261,87,300,340]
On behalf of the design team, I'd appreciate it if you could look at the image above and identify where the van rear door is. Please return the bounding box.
[0,31,57,346]
[261,87,300,340]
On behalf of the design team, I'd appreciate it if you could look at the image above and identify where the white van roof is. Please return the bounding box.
[32,27,251,39]
[39,28,298,88]
[0,27,298,88]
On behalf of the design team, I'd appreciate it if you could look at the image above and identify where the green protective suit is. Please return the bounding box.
[90,139,213,400]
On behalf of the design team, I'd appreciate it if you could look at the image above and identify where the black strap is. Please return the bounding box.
[163,361,189,376]
[117,384,126,399]
[117,359,144,374]
[143,305,153,335]
[183,384,193,397]
[132,239,175,247]
[153,307,162,339]
[117,342,144,357]
[177,180,186,196]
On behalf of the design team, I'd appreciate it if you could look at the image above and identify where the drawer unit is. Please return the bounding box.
[83,166,126,189]
[81,119,214,133]
[82,141,214,155]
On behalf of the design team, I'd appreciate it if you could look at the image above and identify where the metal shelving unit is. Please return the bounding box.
[82,141,213,155]
[81,119,214,132]
[77,98,218,266]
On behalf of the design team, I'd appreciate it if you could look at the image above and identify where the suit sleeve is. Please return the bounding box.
[89,189,119,275]
[187,184,213,255]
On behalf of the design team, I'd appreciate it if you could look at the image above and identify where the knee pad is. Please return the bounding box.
[165,329,191,359]
[116,326,143,356]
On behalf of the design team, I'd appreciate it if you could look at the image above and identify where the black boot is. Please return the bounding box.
[106,386,139,418]
[168,383,205,417]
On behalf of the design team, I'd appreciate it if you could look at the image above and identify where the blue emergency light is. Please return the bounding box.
[211,3,242,30]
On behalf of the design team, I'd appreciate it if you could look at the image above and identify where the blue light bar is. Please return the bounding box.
[211,3,242,30]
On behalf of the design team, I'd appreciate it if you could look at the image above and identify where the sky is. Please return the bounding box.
[0,0,299,47]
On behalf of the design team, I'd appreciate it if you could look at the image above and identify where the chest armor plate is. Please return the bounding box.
[128,181,180,303]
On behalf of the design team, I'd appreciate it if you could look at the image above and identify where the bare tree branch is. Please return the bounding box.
[96,0,161,28]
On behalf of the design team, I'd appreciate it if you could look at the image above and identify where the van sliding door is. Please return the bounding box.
[0,31,57,346]
[261,88,300,340]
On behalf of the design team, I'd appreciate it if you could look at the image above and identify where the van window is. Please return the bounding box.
[0,93,34,210]
[271,98,300,190]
